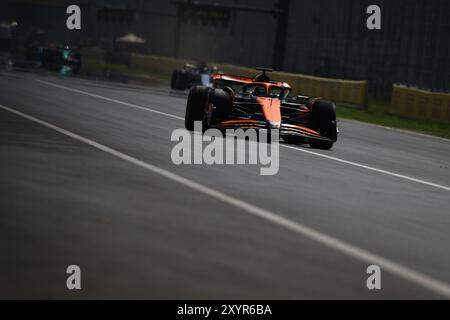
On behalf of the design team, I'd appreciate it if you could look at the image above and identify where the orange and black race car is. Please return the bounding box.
[184,67,338,150]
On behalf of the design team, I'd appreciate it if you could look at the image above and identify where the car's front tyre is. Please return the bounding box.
[307,101,337,150]
[185,86,211,131]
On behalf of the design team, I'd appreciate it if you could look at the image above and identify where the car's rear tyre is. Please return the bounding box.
[175,70,188,90]
[209,88,232,124]
[307,101,337,150]
[185,86,210,131]
[309,138,333,150]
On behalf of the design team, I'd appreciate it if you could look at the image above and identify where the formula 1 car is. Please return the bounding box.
[25,44,81,74]
[184,67,338,149]
[171,62,220,90]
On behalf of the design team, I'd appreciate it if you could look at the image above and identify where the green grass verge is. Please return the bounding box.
[336,100,450,140]
[81,60,170,84]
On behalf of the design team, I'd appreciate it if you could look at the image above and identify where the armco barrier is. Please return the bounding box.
[81,49,368,107]
[390,85,450,123]
[215,64,368,107]
[129,55,368,107]
[131,54,188,79]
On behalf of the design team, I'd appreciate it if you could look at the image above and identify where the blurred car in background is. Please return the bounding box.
[25,44,81,74]
[171,62,220,90]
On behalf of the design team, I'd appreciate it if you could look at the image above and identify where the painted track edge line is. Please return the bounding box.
[282,144,450,192]
[1,102,450,298]
[36,79,184,121]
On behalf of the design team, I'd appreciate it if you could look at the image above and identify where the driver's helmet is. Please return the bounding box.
[254,73,270,82]
[253,86,266,97]
[199,61,207,72]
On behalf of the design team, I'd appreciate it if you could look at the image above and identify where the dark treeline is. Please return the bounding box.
[1,0,448,97]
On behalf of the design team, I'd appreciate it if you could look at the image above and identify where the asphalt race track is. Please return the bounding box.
[1,71,449,299]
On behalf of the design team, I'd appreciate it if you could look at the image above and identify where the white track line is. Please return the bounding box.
[37,79,450,193]
[37,79,184,121]
[340,118,450,143]
[282,144,450,192]
[1,102,450,298]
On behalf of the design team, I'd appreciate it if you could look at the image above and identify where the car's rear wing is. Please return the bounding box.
[212,74,254,84]
[213,74,292,90]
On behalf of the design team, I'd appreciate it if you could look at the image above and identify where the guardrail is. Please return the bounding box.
[215,64,368,107]
[81,47,105,75]
[390,85,450,123]
[81,48,368,107]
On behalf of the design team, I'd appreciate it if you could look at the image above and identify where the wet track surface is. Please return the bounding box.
[0,71,449,298]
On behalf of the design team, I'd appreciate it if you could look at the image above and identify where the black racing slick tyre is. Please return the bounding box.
[307,101,337,150]
[209,89,232,123]
[185,86,210,131]
[175,70,188,90]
